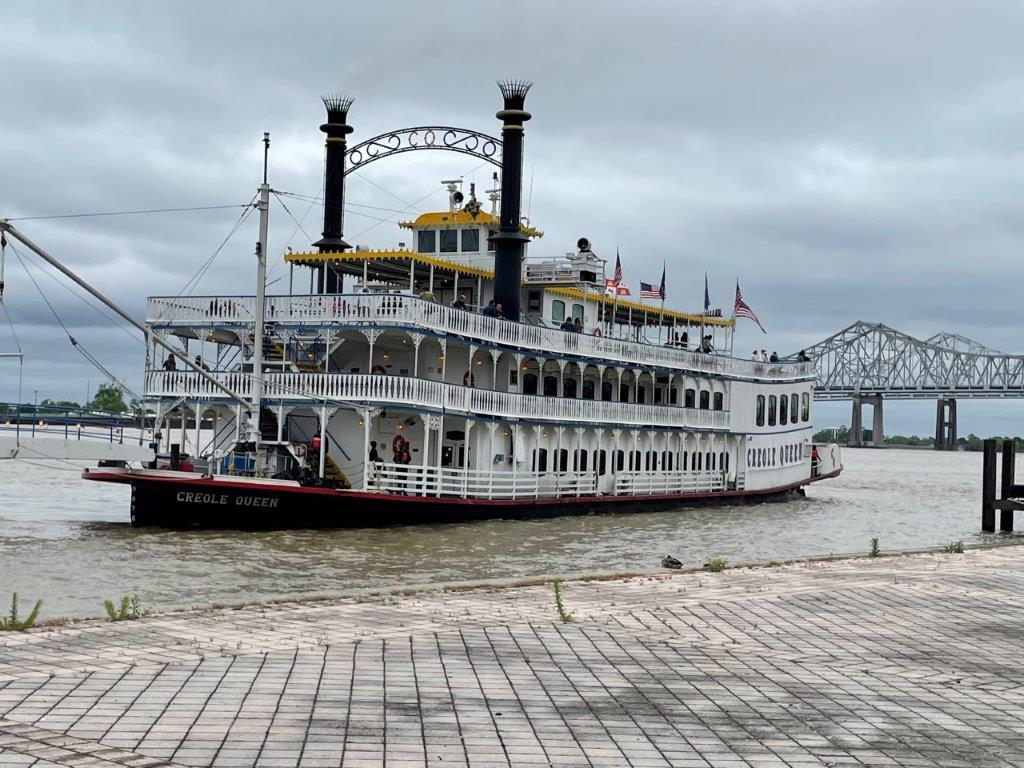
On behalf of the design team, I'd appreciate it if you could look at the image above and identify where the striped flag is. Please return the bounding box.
[703,272,710,312]
[641,265,665,300]
[611,250,622,286]
[604,279,630,296]
[734,280,766,333]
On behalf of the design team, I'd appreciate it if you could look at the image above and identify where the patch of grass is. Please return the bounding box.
[942,540,965,554]
[0,593,42,632]
[868,538,880,558]
[703,558,727,573]
[552,580,573,623]
[103,595,146,622]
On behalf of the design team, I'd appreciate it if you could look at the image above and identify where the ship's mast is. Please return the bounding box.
[248,132,270,447]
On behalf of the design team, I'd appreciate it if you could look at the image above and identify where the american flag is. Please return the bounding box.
[734,280,766,333]
[611,250,622,286]
[640,271,664,300]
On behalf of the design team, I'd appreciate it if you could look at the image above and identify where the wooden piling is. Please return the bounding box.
[982,439,997,532]
[1001,440,1016,532]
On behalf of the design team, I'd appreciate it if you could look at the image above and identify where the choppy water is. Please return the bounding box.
[0,448,1010,619]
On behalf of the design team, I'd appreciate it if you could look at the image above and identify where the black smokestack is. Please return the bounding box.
[491,80,532,322]
[314,94,354,256]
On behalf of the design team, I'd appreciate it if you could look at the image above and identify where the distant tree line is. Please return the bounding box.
[813,426,1022,452]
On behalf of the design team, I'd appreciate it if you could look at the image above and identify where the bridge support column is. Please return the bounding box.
[850,396,863,447]
[935,398,957,450]
[870,395,884,446]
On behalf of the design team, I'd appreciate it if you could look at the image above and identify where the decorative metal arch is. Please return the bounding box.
[345,126,502,175]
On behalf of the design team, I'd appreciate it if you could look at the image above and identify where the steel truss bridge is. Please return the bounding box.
[795,321,1024,449]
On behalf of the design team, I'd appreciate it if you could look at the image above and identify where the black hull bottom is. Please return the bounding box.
[106,472,828,530]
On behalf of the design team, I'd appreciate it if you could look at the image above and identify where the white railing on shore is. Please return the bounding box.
[145,371,731,430]
[147,294,811,381]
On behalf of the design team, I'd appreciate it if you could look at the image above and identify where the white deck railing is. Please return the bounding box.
[145,371,731,430]
[365,461,598,499]
[147,294,811,382]
[614,469,726,495]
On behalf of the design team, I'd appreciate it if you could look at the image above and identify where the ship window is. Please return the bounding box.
[713,392,724,410]
[724,452,729,472]
[601,381,613,401]
[614,450,624,472]
[417,229,436,253]
[636,386,646,404]
[532,448,548,472]
[653,387,662,404]
[527,291,542,312]
[695,452,702,471]
[563,378,578,398]
[790,393,799,423]
[439,229,458,253]
[669,387,678,405]
[645,451,656,471]
[552,300,566,323]
[801,392,810,422]
[556,448,569,472]
[461,228,479,252]
[571,303,584,321]
[663,451,672,471]
[756,395,765,426]
[631,450,642,471]
[487,229,496,251]
[683,451,689,471]
[779,398,788,426]
[582,380,595,400]
[699,391,710,410]
[575,450,588,472]
[543,375,557,397]
[620,384,631,403]
[598,450,608,475]
[768,395,777,426]
[685,388,696,408]
[523,373,538,395]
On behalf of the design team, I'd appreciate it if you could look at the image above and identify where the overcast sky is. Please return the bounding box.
[1,0,1023,435]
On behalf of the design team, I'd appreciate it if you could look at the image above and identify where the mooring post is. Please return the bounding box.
[982,438,997,532]
[1000,439,1016,532]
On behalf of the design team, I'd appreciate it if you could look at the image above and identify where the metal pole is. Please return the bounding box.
[249,132,271,446]
[0,220,251,409]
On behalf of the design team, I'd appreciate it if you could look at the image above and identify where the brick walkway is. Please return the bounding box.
[2,547,1024,767]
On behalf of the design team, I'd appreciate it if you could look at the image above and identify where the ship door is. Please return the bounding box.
[442,429,467,469]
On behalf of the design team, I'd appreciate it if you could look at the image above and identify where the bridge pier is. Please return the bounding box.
[850,394,884,447]
[935,398,958,450]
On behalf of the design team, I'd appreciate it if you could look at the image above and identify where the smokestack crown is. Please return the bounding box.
[496,80,532,127]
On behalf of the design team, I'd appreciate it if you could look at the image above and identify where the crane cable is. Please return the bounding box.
[8,240,140,401]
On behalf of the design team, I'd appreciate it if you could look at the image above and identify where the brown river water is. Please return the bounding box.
[0,447,1011,619]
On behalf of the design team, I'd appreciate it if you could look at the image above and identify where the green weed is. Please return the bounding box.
[104,595,146,622]
[942,540,965,554]
[703,558,727,573]
[552,580,573,623]
[0,593,42,632]
[869,538,880,557]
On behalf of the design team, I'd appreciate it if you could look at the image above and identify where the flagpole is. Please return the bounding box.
[699,271,706,353]
[658,260,666,345]
[729,277,738,355]
[610,246,621,338]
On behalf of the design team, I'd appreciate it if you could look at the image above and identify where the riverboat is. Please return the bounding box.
[79,82,842,527]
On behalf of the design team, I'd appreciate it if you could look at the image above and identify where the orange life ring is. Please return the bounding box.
[463,371,475,387]
[372,364,387,375]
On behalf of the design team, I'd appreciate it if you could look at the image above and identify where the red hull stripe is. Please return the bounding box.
[83,468,842,506]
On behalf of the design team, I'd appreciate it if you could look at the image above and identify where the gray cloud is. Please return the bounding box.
[2,0,1024,435]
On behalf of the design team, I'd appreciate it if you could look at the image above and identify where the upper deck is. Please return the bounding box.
[147,293,812,383]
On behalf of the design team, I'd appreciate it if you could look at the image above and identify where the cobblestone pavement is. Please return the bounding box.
[3,546,1024,767]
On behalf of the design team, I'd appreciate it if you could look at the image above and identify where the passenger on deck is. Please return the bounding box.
[770,351,779,363]
[368,440,380,463]
[701,335,714,353]
[162,354,177,371]
[452,294,468,310]
[797,350,810,362]
[573,318,584,334]
[493,302,505,320]
[559,318,575,332]
[194,355,209,371]
[481,300,497,317]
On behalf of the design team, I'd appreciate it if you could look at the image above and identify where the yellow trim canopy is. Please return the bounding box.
[283,250,732,327]
[283,249,494,279]
[546,287,734,328]
[398,210,543,239]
